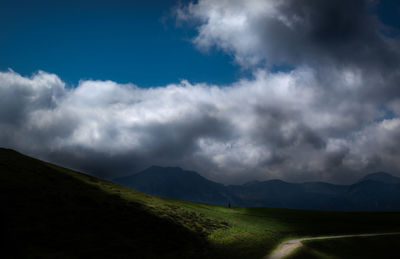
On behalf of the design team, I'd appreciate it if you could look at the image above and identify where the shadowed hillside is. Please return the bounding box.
[2,148,400,259]
[0,148,211,258]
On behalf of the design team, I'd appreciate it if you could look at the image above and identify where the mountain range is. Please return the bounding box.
[114,167,400,211]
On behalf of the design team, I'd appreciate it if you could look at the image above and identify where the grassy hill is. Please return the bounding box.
[1,148,400,258]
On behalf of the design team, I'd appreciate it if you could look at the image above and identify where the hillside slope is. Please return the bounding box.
[2,148,400,259]
[0,148,211,258]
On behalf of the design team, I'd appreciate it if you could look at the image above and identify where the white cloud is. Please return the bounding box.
[1,0,400,183]
[178,0,280,67]
[1,68,399,184]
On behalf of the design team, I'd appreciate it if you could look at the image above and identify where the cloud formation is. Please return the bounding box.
[1,66,399,184]
[1,0,400,184]
[177,0,400,69]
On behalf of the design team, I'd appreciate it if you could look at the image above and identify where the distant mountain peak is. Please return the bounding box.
[147,165,183,171]
[242,180,261,186]
[114,166,400,210]
[359,172,400,184]
[113,165,227,205]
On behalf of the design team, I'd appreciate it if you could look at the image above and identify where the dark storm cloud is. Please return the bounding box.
[253,105,326,150]
[138,112,233,160]
[273,0,399,68]
[179,0,400,107]
[181,0,400,71]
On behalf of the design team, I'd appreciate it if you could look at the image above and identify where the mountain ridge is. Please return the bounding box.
[114,167,400,211]
[115,165,228,205]
[358,171,400,184]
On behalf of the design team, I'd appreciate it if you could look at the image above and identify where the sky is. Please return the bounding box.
[1,0,400,184]
[0,0,241,86]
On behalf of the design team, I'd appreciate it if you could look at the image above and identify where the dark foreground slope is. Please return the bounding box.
[0,148,210,258]
[2,148,400,259]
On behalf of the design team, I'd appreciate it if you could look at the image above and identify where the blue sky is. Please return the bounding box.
[0,0,244,87]
[1,0,399,87]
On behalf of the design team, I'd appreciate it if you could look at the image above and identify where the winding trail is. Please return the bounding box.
[265,232,400,259]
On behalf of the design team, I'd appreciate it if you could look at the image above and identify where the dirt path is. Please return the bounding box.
[264,232,400,259]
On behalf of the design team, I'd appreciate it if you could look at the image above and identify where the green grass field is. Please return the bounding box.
[287,235,400,259]
[1,148,400,258]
